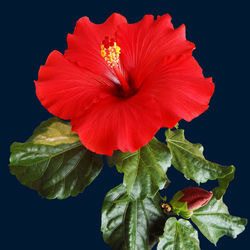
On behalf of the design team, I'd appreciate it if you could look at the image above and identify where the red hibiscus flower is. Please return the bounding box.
[35,13,214,155]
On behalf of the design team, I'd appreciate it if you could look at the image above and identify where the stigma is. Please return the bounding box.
[101,36,121,68]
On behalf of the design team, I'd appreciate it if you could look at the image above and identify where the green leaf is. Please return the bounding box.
[109,138,172,200]
[9,118,103,199]
[212,172,235,200]
[165,129,235,199]
[157,217,200,250]
[191,196,247,245]
[101,184,166,250]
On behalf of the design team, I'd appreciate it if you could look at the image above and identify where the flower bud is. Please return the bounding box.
[169,187,213,219]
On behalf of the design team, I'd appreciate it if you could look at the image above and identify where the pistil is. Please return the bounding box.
[113,66,130,95]
[101,37,130,96]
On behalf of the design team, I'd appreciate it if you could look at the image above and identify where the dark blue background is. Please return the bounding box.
[2,1,249,249]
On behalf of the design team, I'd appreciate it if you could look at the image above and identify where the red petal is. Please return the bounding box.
[64,13,127,79]
[141,55,214,127]
[71,92,162,155]
[35,50,114,120]
[117,14,195,89]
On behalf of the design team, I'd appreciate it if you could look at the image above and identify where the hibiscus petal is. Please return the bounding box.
[70,93,162,155]
[117,14,195,89]
[141,55,215,127]
[35,50,113,120]
[64,13,127,80]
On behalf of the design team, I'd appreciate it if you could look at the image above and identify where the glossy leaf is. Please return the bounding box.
[157,217,200,250]
[165,129,235,199]
[9,118,103,199]
[109,138,172,200]
[191,196,247,245]
[101,184,165,250]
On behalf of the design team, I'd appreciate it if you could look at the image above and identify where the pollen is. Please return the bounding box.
[101,37,121,67]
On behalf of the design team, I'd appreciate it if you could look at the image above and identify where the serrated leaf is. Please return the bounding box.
[27,117,80,145]
[157,217,200,250]
[101,184,166,250]
[191,196,247,245]
[212,172,235,200]
[165,129,235,199]
[110,138,172,200]
[9,118,103,199]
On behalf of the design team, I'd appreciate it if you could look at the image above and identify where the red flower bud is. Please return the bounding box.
[168,187,213,219]
[179,187,213,211]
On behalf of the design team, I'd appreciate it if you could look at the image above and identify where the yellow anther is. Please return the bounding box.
[101,50,106,57]
[101,38,121,67]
